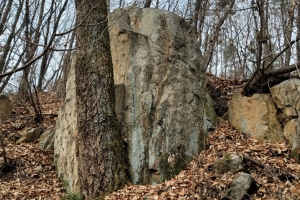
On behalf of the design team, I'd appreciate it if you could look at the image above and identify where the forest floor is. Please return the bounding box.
[1,75,300,199]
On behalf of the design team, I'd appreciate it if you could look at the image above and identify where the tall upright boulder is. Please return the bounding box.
[54,7,216,193]
[109,7,214,184]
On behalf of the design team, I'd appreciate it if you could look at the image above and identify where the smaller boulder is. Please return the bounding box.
[0,95,12,121]
[228,92,285,143]
[215,153,245,174]
[16,128,40,144]
[225,172,253,200]
[270,79,300,116]
[39,129,55,150]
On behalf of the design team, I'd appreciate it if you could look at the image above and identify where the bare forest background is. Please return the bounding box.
[0,0,300,96]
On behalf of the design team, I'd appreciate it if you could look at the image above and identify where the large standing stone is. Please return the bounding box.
[109,7,214,184]
[228,92,284,143]
[54,8,216,192]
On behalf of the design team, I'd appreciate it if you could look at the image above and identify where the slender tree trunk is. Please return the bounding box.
[37,0,51,91]
[75,1,127,199]
[296,2,300,62]
[18,0,32,100]
[193,0,201,34]
[0,0,24,80]
[0,0,13,35]
[144,0,152,8]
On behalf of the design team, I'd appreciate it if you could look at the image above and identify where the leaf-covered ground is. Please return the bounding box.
[0,92,65,200]
[106,123,300,199]
[0,76,300,199]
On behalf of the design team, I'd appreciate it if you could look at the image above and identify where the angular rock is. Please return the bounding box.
[109,7,214,184]
[54,59,80,194]
[16,128,40,144]
[225,172,253,200]
[228,92,285,143]
[215,153,245,174]
[39,128,55,150]
[270,79,300,118]
[0,95,12,121]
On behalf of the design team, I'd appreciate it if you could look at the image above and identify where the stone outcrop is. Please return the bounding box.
[109,7,215,184]
[0,95,12,121]
[228,79,300,145]
[270,79,300,146]
[270,79,300,118]
[228,92,285,143]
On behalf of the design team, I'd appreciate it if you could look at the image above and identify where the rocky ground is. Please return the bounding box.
[1,75,300,199]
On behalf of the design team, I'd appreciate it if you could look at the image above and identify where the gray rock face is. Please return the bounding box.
[0,95,12,121]
[109,7,214,184]
[270,79,300,146]
[226,172,253,200]
[54,59,80,193]
[16,128,40,144]
[39,128,55,150]
[228,92,285,143]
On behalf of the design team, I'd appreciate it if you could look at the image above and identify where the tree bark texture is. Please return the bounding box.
[144,0,152,8]
[75,1,127,199]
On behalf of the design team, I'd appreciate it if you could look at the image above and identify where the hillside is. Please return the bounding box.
[0,76,300,199]
[0,93,65,199]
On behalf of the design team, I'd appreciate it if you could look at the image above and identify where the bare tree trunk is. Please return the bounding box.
[297,2,300,62]
[203,0,235,70]
[18,0,32,100]
[193,0,201,34]
[155,0,159,8]
[144,0,152,8]
[37,0,52,91]
[0,0,24,78]
[75,0,128,199]
[280,1,295,68]
[0,0,13,35]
